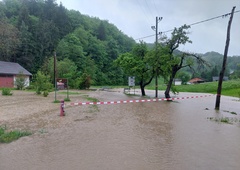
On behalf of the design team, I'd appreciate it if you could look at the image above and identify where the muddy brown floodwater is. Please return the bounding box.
[0,89,240,170]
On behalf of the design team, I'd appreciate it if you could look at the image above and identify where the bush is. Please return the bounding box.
[43,91,49,97]
[78,73,92,89]
[15,72,27,90]
[64,97,71,102]
[0,131,31,143]
[25,84,35,90]
[0,126,31,143]
[2,88,12,96]
[0,126,5,136]
[34,71,53,96]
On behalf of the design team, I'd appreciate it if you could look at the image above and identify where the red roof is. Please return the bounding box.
[188,78,204,83]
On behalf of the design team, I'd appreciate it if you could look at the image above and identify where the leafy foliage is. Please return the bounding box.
[34,71,52,95]
[115,42,154,96]
[1,88,12,96]
[1,0,239,89]
[0,0,135,86]
[77,73,91,89]
[158,25,207,98]
[15,71,27,90]
[0,126,31,143]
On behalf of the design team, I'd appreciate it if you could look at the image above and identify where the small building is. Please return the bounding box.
[188,77,205,84]
[0,61,32,88]
[173,78,182,85]
[212,76,229,81]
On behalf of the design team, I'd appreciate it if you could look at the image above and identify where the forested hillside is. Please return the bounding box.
[0,0,135,86]
[196,52,240,81]
[1,0,239,89]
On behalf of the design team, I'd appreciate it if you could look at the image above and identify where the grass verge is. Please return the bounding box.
[0,126,32,143]
[147,79,240,98]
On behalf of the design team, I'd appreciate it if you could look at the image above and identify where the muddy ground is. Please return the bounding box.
[0,89,240,170]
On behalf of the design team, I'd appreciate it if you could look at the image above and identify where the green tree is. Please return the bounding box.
[77,72,91,89]
[160,25,206,98]
[34,71,52,95]
[96,21,106,41]
[176,71,191,85]
[57,33,85,67]
[1,0,135,85]
[115,42,154,96]
[230,64,240,79]
[0,19,19,61]
[17,21,34,71]
[41,57,80,88]
[15,71,27,90]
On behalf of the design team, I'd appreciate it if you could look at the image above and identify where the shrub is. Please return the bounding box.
[15,72,27,90]
[64,97,71,102]
[43,91,49,97]
[2,88,12,96]
[0,126,31,143]
[34,71,53,96]
[0,130,31,143]
[78,73,92,89]
[0,126,5,136]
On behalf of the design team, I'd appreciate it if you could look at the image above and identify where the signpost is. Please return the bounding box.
[128,76,135,94]
[56,78,69,100]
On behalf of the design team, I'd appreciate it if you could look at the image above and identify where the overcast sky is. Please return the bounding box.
[56,0,240,56]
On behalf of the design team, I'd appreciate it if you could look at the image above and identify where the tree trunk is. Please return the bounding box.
[140,82,146,96]
[165,68,177,99]
[140,85,146,96]
[164,77,173,98]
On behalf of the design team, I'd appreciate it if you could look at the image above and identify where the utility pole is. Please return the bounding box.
[215,6,235,110]
[54,51,57,102]
[151,16,162,98]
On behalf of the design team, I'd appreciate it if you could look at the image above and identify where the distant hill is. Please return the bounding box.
[202,51,240,71]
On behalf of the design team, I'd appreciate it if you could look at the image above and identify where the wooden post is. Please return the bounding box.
[215,6,236,110]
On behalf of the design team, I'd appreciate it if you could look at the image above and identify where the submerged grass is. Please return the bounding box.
[207,117,240,124]
[82,95,99,111]
[59,91,81,95]
[0,126,32,143]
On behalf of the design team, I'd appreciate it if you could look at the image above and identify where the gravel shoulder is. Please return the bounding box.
[0,89,140,132]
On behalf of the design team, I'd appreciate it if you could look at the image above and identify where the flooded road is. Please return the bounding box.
[0,91,239,170]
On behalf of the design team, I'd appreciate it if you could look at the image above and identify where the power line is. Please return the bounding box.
[135,9,240,41]
[136,0,152,26]
[152,0,160,16]
[143,0,155,19]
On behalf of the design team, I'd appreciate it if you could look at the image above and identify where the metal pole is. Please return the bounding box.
[54,51,57,101]
[152,17,162,98]
[155,16,158,98]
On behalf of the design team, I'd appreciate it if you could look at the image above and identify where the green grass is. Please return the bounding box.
[0,126,32,143]
[84,96,99,102]
[147,79,240,98]
[58,91,81,95]
[53,100,60,103]
[207,117,240,124]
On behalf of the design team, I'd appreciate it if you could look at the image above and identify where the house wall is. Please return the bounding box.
[0,75,14,88]
[0,75,30,88]
[174,81,182,85]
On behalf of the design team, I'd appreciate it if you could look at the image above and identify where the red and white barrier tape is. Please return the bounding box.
[65,94,213,107]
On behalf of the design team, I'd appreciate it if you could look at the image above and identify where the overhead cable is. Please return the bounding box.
[135,9,240,41]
